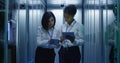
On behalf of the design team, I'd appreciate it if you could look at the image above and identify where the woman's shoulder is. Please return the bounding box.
[53,27,61,32]
[37,26,46,32]
[74,21,84,32]
[37,26,42,30]
[53,27,59,30]
[75,21,83,27]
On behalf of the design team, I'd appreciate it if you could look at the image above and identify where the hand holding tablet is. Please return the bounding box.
[62,32,75,42]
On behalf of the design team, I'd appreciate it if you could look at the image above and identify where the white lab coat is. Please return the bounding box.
[60,20,84,47]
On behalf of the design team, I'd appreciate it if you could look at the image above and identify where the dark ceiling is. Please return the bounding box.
[0,0,115,10]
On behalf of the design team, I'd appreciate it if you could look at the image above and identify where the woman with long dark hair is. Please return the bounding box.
[35,11,59,63]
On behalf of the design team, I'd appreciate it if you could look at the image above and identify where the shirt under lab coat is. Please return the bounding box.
[37,26,60,49]
[60,20,84,48]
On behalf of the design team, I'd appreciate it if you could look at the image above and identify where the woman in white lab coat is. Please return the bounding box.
[35,11,59,63]
[59,5,84,63]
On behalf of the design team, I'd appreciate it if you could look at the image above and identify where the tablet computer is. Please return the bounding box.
[62,32,75,39]
[49,39,59,44]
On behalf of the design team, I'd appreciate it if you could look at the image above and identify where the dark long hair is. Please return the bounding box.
[41,12,56,31]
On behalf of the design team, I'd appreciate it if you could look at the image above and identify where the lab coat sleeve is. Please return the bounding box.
[74,24,84,46]
[36,27,49,46]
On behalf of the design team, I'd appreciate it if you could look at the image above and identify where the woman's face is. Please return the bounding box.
[64,13,73,24]
[48,17,55,29]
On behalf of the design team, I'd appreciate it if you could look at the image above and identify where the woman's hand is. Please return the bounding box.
[48,39,50,43]
[65,35,75,42]
[60,36,64,43]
